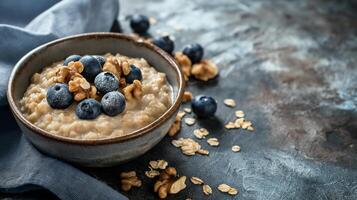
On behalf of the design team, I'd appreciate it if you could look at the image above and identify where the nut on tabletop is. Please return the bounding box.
[191,60,218,81]
[120,171,142,192]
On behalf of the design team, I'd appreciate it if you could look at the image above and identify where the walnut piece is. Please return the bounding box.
[182,91,193,102]
[191,60,218,81]
[168,112,185,137]
[154,167,186,199]
[56,61,84,83]
[120,171,142,192]
[68,73,97,101]
[174,52,192,81]
[123,80,143,101]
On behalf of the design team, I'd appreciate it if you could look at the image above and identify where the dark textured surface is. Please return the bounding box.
[2,0,357,199]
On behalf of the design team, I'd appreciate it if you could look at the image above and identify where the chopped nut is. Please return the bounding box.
[120,171,142,192]
[169,176,187,194]
[56,61,84,83]
[235,110,245,118]
[203,184,212,195]
[121,61,130,76]
[224,99,236,107]
[217,184,231,192]
[191,60,218,81]
[232,145,241,152]
[174,52,192,80]
[68,73,95,101]
[190,177,204,185]
[123,80,143,101]
[165,167,177,176]
[193,128,209,139]
[225,122,236,129]
[184,117,196,126]
[168,112,185,137]
[103,58,121,79]
[184,108,192,113]
[182,91,193,102]
[207,138,219,146]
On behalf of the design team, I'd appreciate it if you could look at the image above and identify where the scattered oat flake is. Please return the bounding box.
[207,138,219,146]
[234,118,244,128]
[235,110,245,118]
[149,160,159,169]
[184,117,196,126]
[247,126,255,131]
[157,160,168,169]
[232,145,241,152]
[193,128,209,139]
[149,17,157,24]
[217,184,231,192]
[203,184,213,195]
[184,108,192,113]
[197,149,209,155]
[242,121,252,129]
[225,122,236,129]
[190,176,204,185]
[228,187,239,195]
[169,176,187,194]
[145,169,160,178]
[177,111,186,120]
[224,99,236,107]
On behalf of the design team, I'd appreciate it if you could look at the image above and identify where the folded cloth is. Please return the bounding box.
[0,0,127,199]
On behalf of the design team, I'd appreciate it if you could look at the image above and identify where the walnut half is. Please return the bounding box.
[191,60,218,81]
[123,80,143,101]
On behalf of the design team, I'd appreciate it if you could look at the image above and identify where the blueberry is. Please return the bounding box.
[130,14,150,34]
[93,55,106,67]
[79,55,102,82]
[76,99,101,119]
[101,91,126,116]
[152,36,175,54]
[182,43,204,64]
[94,72,119,94]
[191,95,217,118]
[64,55,81,66]
[46,83,73,109]
[125,64,142,84]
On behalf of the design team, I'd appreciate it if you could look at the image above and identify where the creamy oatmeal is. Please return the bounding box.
[20,53,173,139]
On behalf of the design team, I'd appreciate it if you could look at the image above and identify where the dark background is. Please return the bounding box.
[1,0,357,199]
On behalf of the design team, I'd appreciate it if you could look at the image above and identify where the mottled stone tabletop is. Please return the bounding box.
[2,0,357,199]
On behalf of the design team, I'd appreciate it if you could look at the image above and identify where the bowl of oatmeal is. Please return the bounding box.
[7,33,185,167]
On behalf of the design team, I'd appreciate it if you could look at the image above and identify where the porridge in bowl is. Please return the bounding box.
[19,53,173,140]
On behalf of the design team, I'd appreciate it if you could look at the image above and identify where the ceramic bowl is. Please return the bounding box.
[7,33,184,167]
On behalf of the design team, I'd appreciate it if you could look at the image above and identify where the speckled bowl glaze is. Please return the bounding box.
[7,33,185,167]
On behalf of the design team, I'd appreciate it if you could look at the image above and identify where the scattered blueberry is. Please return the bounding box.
[130,14,150,34]
[94,72,119,94]
[191,95,217,118]
[79,55,102,82]
[152,36,175,54]
[182,43,204,64]
[76,99,102,119]
[64,55,81,66]
[101,91,126,116]
[46,83,73,109]
[93,55,106,67]
[125,64,142,84]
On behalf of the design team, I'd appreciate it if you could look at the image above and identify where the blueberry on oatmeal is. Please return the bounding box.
[182,43,204,64]
[79,55,102,82]
[101,91,126,116]
[152,36,175,54]
[191,95,217,118]
[76,98,102,119]
[93,55,106,67]
[94,72,119,94]
[46,83,73,109]
[130,14,150,34]
[64,55,81,66]
[125,64,142,84]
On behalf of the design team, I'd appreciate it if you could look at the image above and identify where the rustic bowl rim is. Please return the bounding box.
[7,32,185,145]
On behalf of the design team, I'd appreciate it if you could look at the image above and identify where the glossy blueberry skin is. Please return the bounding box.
[152,36,175,54]
[101,91,126,116]
[46,83,73,109]
[79,55,102,82]
[125,64,142,84]
[182,43,204,64]
[63,55,81,66]
[191,95,217,118]
[94,72,119,94]
[93,55,106,67]
[130,14,150,34]
[76,99,102,119]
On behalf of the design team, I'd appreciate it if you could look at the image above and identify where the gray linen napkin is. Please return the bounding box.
[0,0,127,199]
